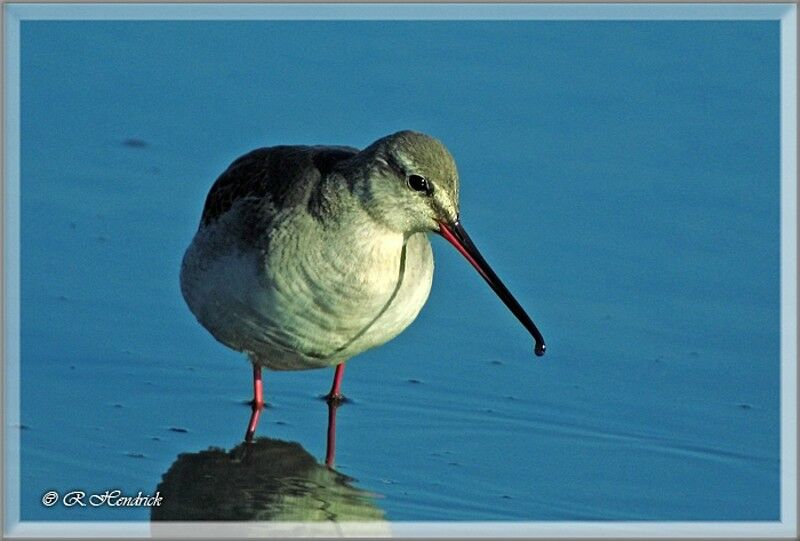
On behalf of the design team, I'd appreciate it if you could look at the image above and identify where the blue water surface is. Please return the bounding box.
[18,20,780,521]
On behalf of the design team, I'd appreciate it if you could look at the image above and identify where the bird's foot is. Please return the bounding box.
[242,398,267,409]
[244,400,265,443]
[323,392,346,406]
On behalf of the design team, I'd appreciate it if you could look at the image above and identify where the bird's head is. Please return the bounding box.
[353,130,460,234]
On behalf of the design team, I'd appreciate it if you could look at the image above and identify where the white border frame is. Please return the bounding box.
[3,3,796,538]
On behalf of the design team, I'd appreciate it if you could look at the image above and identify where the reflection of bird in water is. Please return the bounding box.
[151,437,385,523]
[180,131,547,442]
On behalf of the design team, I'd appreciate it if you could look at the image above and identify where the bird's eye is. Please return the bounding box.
[407,174,432,195]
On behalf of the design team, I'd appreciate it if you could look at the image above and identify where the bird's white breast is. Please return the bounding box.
[180,203,434,370]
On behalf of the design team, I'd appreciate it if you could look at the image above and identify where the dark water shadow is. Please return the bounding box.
[151,436,385,522]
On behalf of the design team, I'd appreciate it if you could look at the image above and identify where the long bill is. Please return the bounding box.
[438,219,546,356]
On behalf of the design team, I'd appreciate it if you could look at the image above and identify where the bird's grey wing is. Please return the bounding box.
[200,145,360,227]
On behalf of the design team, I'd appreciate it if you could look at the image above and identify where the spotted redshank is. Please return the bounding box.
[180,131,546,442]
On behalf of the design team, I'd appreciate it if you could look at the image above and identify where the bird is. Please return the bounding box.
[180,130,546,442]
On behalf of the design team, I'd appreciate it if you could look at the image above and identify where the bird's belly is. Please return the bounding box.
[181,221,433,370]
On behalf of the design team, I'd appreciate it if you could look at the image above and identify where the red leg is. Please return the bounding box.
[325,400,339,467]
[326,363,345,403]
[244,364,264,442]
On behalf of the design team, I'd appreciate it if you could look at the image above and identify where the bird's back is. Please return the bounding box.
[199,145,359,228]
